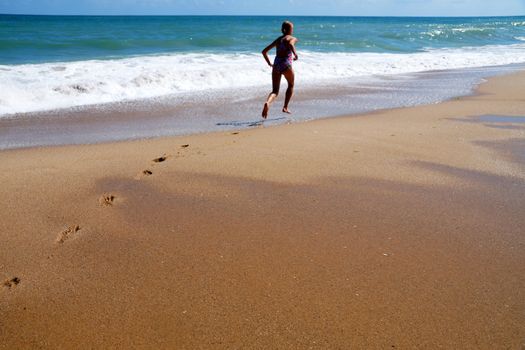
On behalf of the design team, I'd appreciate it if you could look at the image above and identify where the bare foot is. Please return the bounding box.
[282,107,292,114]
[262,103,269,119]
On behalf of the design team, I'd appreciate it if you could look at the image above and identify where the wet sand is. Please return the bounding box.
[1,71,524,348]
[3,65,521,151]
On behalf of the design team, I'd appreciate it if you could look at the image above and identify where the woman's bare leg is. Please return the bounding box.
[282,68,295,114]
[262,69,282,119]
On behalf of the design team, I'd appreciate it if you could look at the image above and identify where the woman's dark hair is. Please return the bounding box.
[281,21,293,35]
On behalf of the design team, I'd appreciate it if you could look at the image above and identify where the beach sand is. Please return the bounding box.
[1,71,524,349]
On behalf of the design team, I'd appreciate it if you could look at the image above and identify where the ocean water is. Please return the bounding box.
[1,15,525,117]
[1,15,525,150]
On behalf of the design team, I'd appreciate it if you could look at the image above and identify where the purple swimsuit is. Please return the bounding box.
[274,38,293,73]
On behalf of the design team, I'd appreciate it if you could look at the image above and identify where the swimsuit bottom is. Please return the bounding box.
[274,56,293,73]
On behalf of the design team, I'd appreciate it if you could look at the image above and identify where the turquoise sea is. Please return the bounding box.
[2,15,525,64]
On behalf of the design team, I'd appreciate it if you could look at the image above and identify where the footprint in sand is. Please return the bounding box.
[181,144,189,148]
[153,155,168,163]
[99,194,115,206]
[56,225,81,244]
[135,169,153,180]
[3,277,20,289]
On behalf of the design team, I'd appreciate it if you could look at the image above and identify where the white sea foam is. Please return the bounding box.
[451,26,494,33]
[1,43,525,116]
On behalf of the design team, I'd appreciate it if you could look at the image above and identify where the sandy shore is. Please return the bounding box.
[1,70,524,349]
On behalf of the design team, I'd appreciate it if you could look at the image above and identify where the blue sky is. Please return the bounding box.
[0,0,524,16]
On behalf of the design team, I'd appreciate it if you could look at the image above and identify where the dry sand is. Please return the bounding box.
[1,71,524,349]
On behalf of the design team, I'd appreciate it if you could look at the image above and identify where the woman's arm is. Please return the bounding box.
[290,37,299,61]
[262,39,277,67]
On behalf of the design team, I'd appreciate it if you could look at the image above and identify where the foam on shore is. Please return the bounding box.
[1,43,525,116]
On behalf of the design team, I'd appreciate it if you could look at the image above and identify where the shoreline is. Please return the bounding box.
[1,69,524,348]
[1,63,524,151]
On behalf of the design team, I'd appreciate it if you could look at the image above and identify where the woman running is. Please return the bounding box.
[261,21,299,119]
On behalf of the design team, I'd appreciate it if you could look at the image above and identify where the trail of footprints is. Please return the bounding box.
[9,138,241,291]
[138,144,190,178]
[55,144,195,247]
